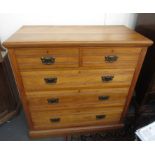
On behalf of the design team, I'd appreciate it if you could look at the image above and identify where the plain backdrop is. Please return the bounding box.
[0,13,137,42]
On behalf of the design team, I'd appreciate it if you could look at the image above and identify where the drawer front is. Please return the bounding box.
[27,88,129,111]
[31,107,123,130]
[21,69,134,91]
[15,48,79,70]
[82,47,141,68]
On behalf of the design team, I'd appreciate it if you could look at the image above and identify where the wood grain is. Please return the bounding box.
[121,47,148,121]
[21,69,135,91]
[15,48,79,70]
[3,26,153,48]
[7,49,34,129]
[27,88,129,111]
[30,107,123,130]
[82,47,141,68]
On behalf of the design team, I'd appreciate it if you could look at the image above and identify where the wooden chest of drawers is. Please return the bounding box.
[3,26,152,138]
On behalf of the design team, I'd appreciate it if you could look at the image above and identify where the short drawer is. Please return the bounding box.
[82,47,141,68]
[30,107,123,130]
[26,88,129,111]
[21,69,135,91]
[15,48,79,70]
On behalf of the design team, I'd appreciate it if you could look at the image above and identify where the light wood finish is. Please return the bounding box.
[3,26,153,138]
[31,107,123,130]
[82,47,141,68]
[8,49,34,129]
[121,47,148,121]
[27,88,128,111]
[21,69,134,91]
[15,48,79,70]
[3,26,152,48]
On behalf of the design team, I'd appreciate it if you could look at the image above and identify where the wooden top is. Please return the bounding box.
[3,25,153,48]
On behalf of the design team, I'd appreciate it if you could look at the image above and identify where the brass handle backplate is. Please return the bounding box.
[102,75,114,82]
[44,77,57,84]
[96,115,106,120]
[105,55,118,63]
[41,56,55,65]
[47,98,59,104]
[50,117,60,123]
[98,95,109,101]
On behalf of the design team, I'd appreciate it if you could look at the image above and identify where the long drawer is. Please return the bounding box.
[15,48,79,70]
[31,107,123,130]
[26,88,129,111]
[82,47,141,68]
[21,69,135,91]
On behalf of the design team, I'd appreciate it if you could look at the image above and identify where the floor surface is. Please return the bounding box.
[0,110,65,141]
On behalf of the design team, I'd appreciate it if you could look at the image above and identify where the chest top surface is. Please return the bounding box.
[3,25,153,48]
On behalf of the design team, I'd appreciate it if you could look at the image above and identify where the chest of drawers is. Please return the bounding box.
[3,26,152,138]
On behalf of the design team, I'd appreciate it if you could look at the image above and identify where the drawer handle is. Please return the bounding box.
[47,98,59,104]
[41,56,55,65]
[98,95,109,101]
[50,117,60,123]
[44,77,57,84]
[102,75,114,82]
[96,115,106,120]
[105,55,118,63]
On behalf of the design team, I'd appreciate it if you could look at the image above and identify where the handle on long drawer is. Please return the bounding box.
[50,117,60,123]
[41,56,55,65]
[44,77,57,84]
[102,75,114,82]
[105,55,118,63]
[96,115,106,120]
[98,95,109,101]
[47,98,59,104]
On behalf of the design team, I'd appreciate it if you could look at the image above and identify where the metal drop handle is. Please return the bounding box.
[102,75,114,82]
[50,117,60,123]
[44,77,57,84]
[105,55,118,63]
[41,56,55,65]
[96,115,106,120]
[47,98,59,104]
[98,96,109,101]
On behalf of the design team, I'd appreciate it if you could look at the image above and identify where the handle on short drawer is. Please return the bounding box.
[102,75,114,82]
[105,55,118,63]
[41,56,55,65]
[50,117,60,123]
[98,95,109,101]
[96,115,106,120]
[44,77,57,84]
[47,98,59,104]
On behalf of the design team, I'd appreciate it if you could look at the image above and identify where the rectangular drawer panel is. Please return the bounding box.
[15,48,79,70]
[82,47,141,68]
[31,107,123,130]
[27,88,129,111]
[21,69,135,91]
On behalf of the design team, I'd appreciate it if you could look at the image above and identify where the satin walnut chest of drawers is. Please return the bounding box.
[3,26,153,138]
